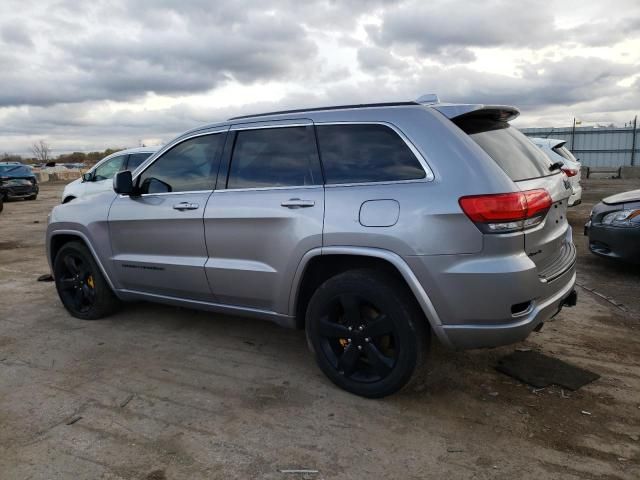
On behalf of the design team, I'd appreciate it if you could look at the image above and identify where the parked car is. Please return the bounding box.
[530,138,582,206]
[584,189,640,263]
[47,97,577,397]
[61,147,159,203]
[0,162,39,201]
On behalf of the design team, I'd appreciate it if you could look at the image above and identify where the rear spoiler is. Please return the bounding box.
[432,104,520,122]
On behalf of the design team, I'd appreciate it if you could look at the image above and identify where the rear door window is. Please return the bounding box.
[227,126,322,189]
[456,118,554,181]
[316,124,425,184]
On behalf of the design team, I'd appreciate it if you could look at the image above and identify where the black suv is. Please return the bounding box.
[0,162,39,201]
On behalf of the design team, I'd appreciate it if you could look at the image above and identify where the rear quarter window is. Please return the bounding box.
[456,118,554,181]
[316,124,426,184]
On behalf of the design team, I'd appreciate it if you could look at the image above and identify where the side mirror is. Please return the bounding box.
[113,170,134,195]
[82,172,93,182]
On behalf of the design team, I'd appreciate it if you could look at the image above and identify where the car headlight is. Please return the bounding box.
[602,209,640,227]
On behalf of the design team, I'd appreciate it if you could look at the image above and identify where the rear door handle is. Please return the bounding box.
[173,202,200,211]
[281,198,315,209]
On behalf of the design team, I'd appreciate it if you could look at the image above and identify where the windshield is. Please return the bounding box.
[455,118,555,181]
[0,165,32,176]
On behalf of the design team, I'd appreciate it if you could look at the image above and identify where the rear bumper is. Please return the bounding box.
[585,222,640,263]
[440,271,576,349]
[405,241,577,350]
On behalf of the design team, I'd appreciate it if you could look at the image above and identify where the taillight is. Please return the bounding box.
[459,189,552,233]
[561,167,578,177]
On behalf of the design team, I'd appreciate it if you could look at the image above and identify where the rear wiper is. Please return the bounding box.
[549,161,563,172]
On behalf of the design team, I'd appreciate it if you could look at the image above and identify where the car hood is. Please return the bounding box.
[603,189,640,205]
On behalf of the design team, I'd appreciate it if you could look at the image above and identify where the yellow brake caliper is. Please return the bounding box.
[87,275,95,289]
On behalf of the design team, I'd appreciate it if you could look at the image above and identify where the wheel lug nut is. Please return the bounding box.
[348,326,353,331]
[365,337,370,342]
[358,325,364,331]
[357,345,362,350]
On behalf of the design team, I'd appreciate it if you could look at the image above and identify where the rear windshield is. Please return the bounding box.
[553,145,577,163]
[456,118,554,181]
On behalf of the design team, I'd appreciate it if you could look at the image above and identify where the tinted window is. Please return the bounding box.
[316,124,425,184]
[457,118,553,181]
[94,155,126,181]
[227,126,321,189]
[127,152,153,171]
[138,134,224,194]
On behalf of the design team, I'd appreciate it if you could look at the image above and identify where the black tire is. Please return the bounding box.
[53,241,120,320]
[0,197,3,213]
[306,269,429,398]
[26,194,37,200]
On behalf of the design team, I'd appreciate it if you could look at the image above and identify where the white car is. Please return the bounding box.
[62,147,158,203]
[530,138,582,206]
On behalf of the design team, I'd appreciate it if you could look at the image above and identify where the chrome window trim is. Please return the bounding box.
[214,185,323,193]
[314,120,435,182]
[118,189,214,199]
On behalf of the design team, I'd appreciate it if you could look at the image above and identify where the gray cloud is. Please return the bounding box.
[0,0,638,154]
[0,1,326,107]
[365,0,640,65]
[1,23,33,46]
[357,46,409,73]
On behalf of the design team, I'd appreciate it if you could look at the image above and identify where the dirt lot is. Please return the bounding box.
[1,180,639,479]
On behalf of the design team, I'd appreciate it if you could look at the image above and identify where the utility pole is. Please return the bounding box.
[570,117,576,150]
[631,115,637,166]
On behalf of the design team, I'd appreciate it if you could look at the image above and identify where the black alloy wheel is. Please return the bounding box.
[53,241,120,320]
[56,253,97,314]
[318,294,398,382]
[306,269,428,398]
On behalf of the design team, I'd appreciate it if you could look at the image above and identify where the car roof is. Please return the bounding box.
[177,95,520,137]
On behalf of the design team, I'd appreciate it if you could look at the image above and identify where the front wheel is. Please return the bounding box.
[26,194,37,200]
[53,241,120,320]
[306,269,429,398]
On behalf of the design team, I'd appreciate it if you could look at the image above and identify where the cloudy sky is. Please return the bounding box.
[1,0,639,155]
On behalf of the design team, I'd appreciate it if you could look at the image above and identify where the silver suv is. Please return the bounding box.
[47,98,577,397]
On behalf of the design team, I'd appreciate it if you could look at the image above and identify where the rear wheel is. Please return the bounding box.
[306,269,428,398]
[53,241,120,319]
[26,194,37,200]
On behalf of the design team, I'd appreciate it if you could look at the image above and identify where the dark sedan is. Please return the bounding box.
[0,163,39,201]
[585,189,640,263]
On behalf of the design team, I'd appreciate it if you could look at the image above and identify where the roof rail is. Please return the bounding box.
[228,101,420,121]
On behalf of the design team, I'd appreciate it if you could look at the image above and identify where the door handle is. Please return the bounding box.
[173,202,200,211]
[281,198,315,209]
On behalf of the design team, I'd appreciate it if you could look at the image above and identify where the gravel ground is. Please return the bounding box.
[0,180,639,480]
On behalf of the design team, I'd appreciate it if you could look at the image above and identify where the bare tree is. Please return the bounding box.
[31,140,52,163]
